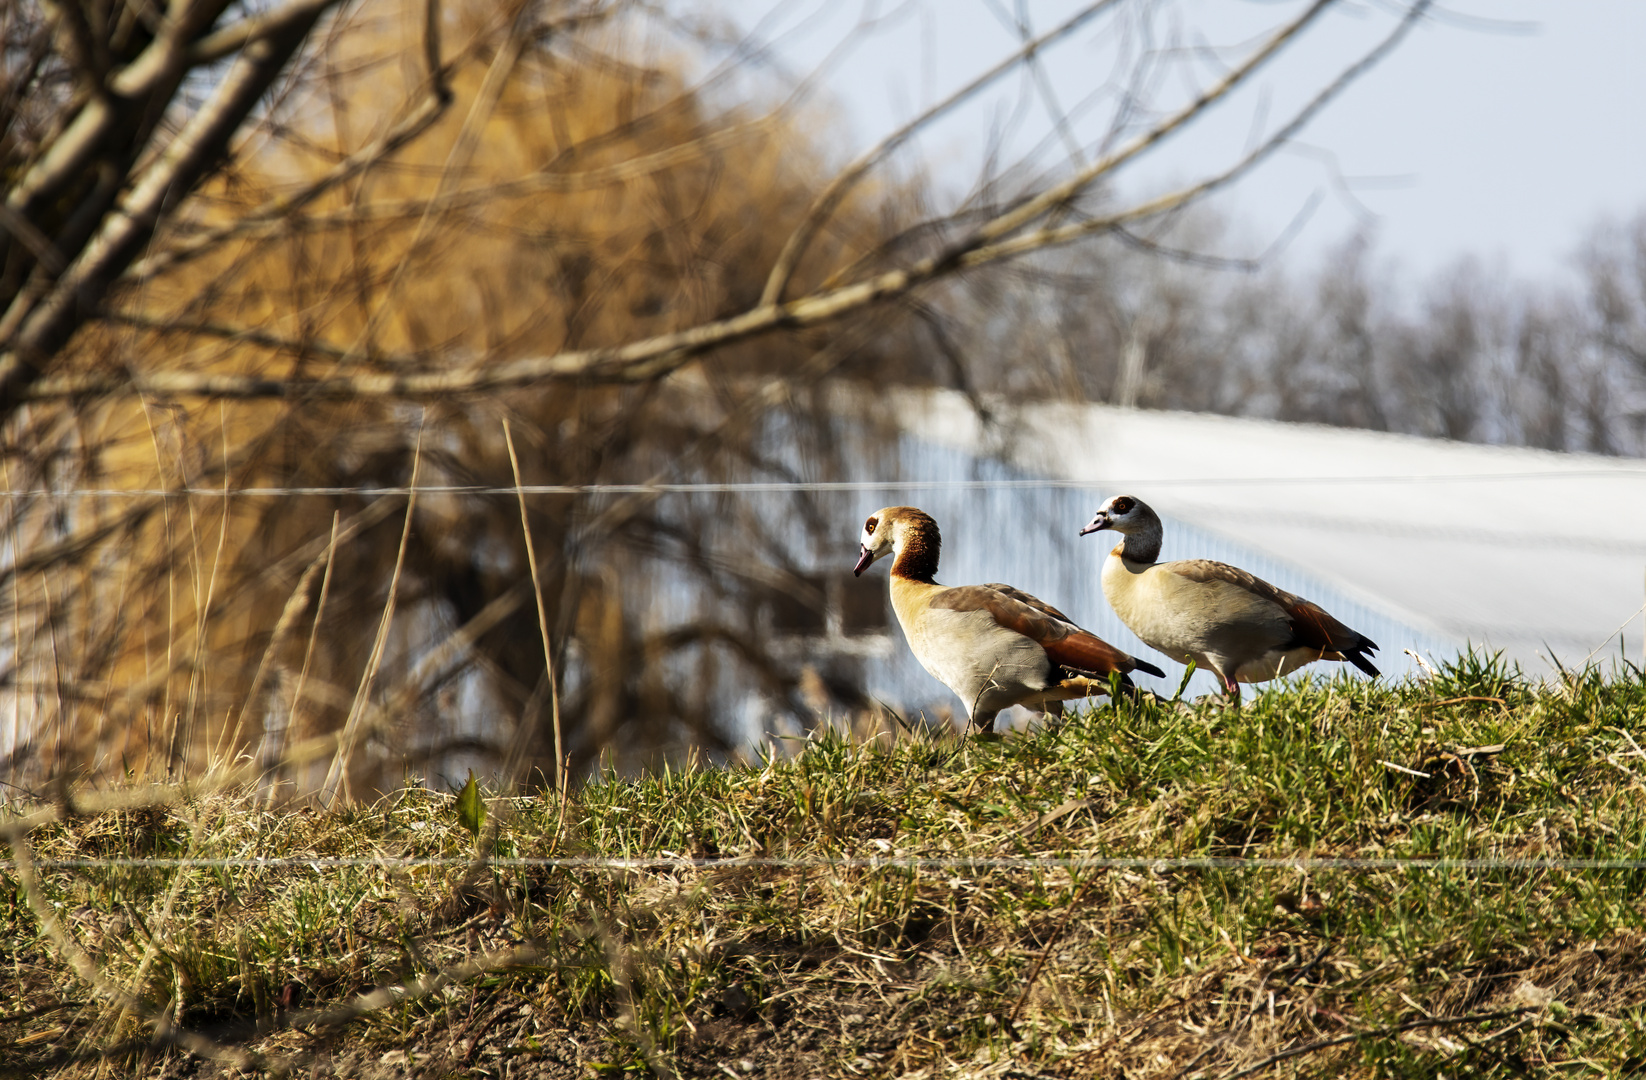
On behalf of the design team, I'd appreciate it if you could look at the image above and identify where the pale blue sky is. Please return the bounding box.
[708,1,1646,285]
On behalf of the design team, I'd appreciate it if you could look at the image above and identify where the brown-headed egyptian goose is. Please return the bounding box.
[854,506,1165,732]
[1080,495,1379,701]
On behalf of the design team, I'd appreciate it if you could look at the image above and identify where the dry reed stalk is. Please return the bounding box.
[503,419,564,802]
[278,510,341,804]
[224,525,336,771]
[321,428,424,807]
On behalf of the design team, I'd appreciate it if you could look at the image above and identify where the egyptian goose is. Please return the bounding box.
[1080,495,1379,700]
[853,506,1165,732]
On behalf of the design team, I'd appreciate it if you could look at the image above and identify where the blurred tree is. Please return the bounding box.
[0,0,1446,799]
[944,213,1646,459]
[2,0,928,799]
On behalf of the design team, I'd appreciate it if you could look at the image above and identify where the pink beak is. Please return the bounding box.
[852,544,876,576]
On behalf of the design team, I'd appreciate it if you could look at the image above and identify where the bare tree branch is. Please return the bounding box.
[116,5,656,288]
[185,0,358,67]
[121,87,451,286]
[758,0,1124,308]
[0,0,347,413]
[961,0,1430,264]
[18,0,1432,404]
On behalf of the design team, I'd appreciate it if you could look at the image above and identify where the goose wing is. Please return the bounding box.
[1166,560,1380,675]
[934,584,1166,680]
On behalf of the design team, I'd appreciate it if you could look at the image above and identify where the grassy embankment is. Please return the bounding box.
[5,653,1646,1078]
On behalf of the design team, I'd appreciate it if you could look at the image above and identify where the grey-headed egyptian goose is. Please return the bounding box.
[854,506,1165,732]
[1080,495,1379,701]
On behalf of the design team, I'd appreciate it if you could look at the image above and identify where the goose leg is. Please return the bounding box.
[1040,699,1066,731]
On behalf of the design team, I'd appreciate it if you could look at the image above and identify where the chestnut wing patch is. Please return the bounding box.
[1168,559,1380,672]
[979,582,1079,626]
[932,584,1154,678]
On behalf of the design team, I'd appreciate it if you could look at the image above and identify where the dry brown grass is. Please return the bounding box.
[4,659,1646,1077]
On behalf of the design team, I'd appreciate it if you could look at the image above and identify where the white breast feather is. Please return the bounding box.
[905,605,1051,717]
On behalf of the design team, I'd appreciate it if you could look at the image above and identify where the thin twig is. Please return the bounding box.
[1009,873,1095,1024]
[1214,1008,1536,1080]
[343,0,534,363]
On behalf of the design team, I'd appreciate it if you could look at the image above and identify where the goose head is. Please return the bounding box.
[1080,495,1163,561]
[853,506,938,577]
[1080,494,1150,536]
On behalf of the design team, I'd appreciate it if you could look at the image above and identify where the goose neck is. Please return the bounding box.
[890,523,940,583]
[1120,523,1162,564]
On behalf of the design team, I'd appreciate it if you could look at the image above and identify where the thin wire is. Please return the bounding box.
[10,854,1646,872]
[7,469,1646,499]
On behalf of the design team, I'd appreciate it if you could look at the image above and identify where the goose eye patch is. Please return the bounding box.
[865,516,879,534]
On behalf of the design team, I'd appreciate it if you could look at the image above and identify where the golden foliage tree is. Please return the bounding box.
[4,0,924,798]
